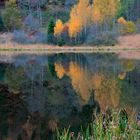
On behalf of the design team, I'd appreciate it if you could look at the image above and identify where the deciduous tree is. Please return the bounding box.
[54,19,64,36]
[92,0,120,24]
[68,0,92,38]
[2,0,22,31]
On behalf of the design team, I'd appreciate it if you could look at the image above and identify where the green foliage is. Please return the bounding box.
[126,21,137,33]
[117,0,135,19]
[2,0,22,31]
[57,38,65,46]
[47,18,55,43]
[57,110,140,140]
[119,20,137,34]
[47,18,55,34]
[0,16,4,31]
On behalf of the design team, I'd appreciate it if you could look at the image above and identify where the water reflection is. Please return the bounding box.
[0,53,140,139]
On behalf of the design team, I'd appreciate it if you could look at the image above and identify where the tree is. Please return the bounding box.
[47,18,55,43]
[54,19,64,36]
[2,0,22,31]
[47,18,55,34]
[68,0,92,38]
[0,16,4,32]
[92,0,120,24]
[117,0,135,20]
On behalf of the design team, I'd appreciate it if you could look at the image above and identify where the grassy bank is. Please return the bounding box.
[57,110,140,140]
[0,43,140,53]
[0,34,140,53]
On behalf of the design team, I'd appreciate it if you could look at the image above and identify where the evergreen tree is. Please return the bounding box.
[0,16,4,32]
[47,18,55,43]
[47,18,55,34]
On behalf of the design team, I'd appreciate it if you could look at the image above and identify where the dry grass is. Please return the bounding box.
[0,34,140,53]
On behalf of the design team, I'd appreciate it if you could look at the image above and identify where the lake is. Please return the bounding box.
[0,52,140,139]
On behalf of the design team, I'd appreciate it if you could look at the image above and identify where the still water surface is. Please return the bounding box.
[0,52,140,139]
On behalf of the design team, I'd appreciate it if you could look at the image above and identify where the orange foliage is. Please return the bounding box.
[68,0,92,38]
[54,63,65,79]
[54,19,64,36]
[54,62,121,110]
[118,17,127,25]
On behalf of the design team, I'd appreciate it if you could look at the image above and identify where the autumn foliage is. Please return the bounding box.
[54,0,120,39]
[92,0,119,23]
[54,19,64,37]
[118,17,136,34]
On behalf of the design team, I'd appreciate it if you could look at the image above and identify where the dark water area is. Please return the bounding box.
[0,53,140,139]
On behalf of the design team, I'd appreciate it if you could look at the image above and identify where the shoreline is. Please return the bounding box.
[0,34,140,53]
[0,43,140,53]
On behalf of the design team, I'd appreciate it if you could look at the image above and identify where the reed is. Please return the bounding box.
[56,110,140,140]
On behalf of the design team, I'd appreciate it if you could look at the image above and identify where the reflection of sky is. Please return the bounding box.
[0,54,49,67]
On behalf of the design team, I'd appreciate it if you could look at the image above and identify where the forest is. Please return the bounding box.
[0,0,140,46]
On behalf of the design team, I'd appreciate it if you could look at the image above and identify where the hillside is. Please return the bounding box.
[0,0,140,46]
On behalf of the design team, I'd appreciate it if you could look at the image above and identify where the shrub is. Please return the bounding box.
[86,31,118,46]
[2,0,22,31]
[117,17,136,34]
[125,21,137,34]
[24,14,40,32]
[57,38,65,46]
[34,32,47,44]
[13,30,47,44]
[13,30,27,44]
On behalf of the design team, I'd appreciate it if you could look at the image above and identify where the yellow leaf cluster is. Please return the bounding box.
[92,0,119,23]
[118,72,126,80]
[54,19,64,36]
[68,0,92,38]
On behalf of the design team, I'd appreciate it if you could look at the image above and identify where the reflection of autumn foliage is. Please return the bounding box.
[91,74,103,89]
[123,60,135,72]
[68,62,91,102]
[55,62,121,109]
[55,63,65,79]
[118,72,126,80]
[118,60,135,80]
[55,62,91,102]
[91,73,121,111]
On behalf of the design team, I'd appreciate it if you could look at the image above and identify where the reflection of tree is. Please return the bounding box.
[55,60,121,111]
[123,60,136,72]
[55,61,91,102]
[5,65,26,93]
[93,75,121,111]
[0,63,7,81]
[0,84,28,140]
[120,69,140,110]
[55,63,65,79]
